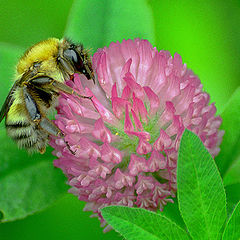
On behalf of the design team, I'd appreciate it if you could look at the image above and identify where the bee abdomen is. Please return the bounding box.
[11,132,32,140]
[6,120,48,152]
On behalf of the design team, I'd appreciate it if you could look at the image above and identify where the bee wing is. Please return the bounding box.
[0,81,18,123]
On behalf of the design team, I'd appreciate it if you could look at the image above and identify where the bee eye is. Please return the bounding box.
[63,47,92,80]
[63,49,84,70]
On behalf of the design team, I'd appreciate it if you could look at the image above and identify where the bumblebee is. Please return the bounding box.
[0,38,94,154]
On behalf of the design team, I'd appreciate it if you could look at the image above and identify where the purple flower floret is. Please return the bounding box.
[50,39,224,229]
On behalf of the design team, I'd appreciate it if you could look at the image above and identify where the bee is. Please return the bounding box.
[0,38,95,154]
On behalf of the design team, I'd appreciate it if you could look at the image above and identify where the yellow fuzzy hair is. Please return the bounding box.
[17,38,60,74]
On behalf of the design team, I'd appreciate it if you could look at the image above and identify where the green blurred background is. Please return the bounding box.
[0,0,239,239]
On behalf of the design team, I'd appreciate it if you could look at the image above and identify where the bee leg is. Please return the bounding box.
[63,139,76,155]
[23,86,41,121]
[23,86,75,155]
[31,76,92,100]
[39,118,76,155]
[51,80,93,100]
[57,57,74,77]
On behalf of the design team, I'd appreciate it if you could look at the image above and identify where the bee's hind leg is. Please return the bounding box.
[23,85,75,155]
[39,117,76,155]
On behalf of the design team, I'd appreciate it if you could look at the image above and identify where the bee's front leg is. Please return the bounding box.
[51,80,92,100]
[30,76,92,100]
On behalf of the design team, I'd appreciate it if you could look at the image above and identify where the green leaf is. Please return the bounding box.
[215,87,240,177]
[224,155,240,186]
[158,198,186,230]
[0,129,68,222]
[0,43,23,104]
[101,206,190,240]
[225,183,240,215]
[0,0,74,48]
[222,201,240,240]
[177,129,227,240]
[64,0,155,51]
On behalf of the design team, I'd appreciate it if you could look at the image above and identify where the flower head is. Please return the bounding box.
[50,39,224,229]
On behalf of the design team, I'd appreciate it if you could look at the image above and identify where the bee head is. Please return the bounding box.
[62,43,95,83]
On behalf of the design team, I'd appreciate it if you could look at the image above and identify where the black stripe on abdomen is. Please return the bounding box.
[6,122,30,128]
[12,132,32,140]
